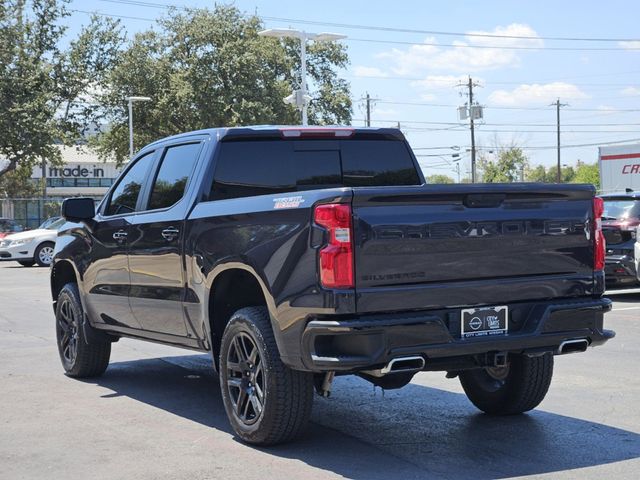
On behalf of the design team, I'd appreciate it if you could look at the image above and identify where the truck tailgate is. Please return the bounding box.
[352,183,596,313]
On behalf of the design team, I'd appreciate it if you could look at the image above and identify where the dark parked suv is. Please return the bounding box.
[601,191,640,287]
[51,126,613,445]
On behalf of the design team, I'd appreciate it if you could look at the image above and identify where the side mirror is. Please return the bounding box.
[61,197,95,222]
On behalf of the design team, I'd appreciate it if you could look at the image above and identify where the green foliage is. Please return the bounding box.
[93,6,352,165]
[525,164,575,183]
[572,163,600,189]
[0,166,40,198]
[0,0,123,178]
[480,147,528,183]
[426,174,455,184]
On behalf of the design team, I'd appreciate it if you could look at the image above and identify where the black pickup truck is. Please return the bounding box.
[51,126,613,445]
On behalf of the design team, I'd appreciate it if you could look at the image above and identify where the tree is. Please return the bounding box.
[0,0,123,178]
[525,164,576,183]
[572,163,600,189]
[92,6,352,165]
[0,166,40,198]
[525,164,549,183]
[426,174,455,184]
[480,147,528,183]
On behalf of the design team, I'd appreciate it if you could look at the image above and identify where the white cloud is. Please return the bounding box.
[352,65,388,77]
[488,82,590,106]
[375,24,543,75]
[619,41,640,50]
[621,86,640,96]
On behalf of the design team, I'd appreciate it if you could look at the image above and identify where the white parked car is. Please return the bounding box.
[0,217,65,267]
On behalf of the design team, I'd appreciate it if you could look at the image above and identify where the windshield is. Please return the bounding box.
[38,217,60,229]
[602,199,640,221]
[46,218,66,230]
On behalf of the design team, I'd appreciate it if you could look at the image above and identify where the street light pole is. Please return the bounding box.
[300,36,308,125]
[125,96,152,158]
[258,29,346,126]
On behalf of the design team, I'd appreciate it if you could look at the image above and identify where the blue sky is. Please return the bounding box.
[67,0,640,179]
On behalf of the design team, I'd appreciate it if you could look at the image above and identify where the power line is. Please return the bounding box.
[76,7,640,51]
[349,74,638,87]
[95,1,640,43]
[376,101,640,112]
[348,37,640,51]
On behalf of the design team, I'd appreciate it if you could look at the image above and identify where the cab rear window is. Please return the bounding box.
[210,139,420,200]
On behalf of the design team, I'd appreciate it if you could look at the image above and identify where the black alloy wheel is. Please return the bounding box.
[226,332,265,425]
[219,307,314,445]
[56,295,79,367]
[55,283,111,377]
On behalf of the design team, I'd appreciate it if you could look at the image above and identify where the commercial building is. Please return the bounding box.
[30,146,120,200]
[1,146,121,228]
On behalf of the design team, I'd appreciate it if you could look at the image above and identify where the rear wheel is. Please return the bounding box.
[55,283,111,377]
[35,241,55,267]
[459,353,553,415]
[18,260,34,267]
[219,307,314,445]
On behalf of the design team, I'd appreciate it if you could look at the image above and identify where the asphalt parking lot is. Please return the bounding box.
[0,262,639,480]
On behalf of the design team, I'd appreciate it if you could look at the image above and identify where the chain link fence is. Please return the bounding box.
[1,198,65,229]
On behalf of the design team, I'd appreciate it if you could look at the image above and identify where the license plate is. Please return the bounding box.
[461,306,508,338]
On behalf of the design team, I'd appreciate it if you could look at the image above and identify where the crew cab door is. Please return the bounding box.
[84,150,157,329]
[127,141,204,337]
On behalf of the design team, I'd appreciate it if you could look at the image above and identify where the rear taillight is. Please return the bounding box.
[313,203,354,289]
[593,197,605,271]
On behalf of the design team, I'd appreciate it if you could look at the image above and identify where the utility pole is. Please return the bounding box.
[457,77,482,183]
[366,93,371,126]
[361,92,379,127]
[551,98,568,182]
[468,77,477,183]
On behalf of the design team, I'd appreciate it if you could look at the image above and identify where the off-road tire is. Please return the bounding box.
[55,283,111,377]
[459,353,553,415]
[34,241,55,267]
[219,307,314,446]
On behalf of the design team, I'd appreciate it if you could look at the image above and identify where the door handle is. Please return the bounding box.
[113,230,128,241]
[161,227,180,241]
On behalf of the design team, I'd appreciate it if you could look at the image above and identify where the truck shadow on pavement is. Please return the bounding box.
[86,354,640,480]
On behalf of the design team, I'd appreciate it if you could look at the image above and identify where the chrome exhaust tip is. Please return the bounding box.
[361,356,426,378]
[558,338,589,355]
[380,356,425,375]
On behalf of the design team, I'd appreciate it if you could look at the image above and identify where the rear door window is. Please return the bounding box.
[147,142,202,210]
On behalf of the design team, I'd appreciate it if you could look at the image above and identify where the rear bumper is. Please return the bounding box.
[605,256,639,286]
[299,297,613,372]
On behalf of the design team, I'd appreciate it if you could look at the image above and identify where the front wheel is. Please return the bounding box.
[56,283,111,377]
[459,353,553,415]
[219,307,314,445]
[18,260,34,267]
